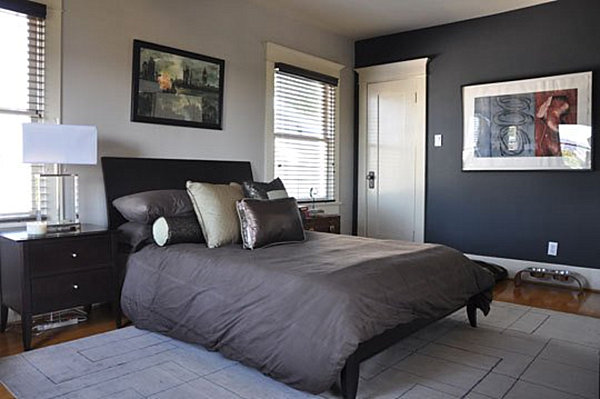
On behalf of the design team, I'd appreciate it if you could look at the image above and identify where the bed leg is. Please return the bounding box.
[467,303,477,328]
[340,357,359,399]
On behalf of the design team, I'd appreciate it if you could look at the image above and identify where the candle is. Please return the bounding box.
[26,221,47,235]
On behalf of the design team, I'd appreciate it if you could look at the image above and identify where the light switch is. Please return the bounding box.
[434,134,443,147]
[547,241,558,256]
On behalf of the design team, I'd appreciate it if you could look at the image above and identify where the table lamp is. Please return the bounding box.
[22,123,97,232]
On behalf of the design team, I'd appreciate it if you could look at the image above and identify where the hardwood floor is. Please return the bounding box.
[0,304,121,358]
[0,281,597,398]
[0,385,13,399]
[494,278,600,318]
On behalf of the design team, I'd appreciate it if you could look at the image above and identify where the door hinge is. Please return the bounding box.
[414,92,418,103]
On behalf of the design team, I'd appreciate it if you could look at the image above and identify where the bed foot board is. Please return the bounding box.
[340,356,359,399]
[338,302,481,398]
[467,302,478,327]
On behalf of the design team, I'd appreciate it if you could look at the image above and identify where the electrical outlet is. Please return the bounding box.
[434,134,443,147]
[547,241,558,256]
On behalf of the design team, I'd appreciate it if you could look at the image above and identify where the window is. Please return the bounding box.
[273,63,338,202]
[0,1,46,218]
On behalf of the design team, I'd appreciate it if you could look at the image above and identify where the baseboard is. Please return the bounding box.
[466,254,600,291]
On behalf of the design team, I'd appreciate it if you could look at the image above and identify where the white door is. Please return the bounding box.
[365,80,417,240]
[356,59,427,243]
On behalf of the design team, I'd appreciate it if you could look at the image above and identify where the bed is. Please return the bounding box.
[102,156,495,399]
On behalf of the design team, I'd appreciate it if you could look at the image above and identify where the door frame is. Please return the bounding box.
[355,58,428,242]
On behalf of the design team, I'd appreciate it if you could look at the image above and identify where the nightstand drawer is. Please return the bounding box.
[31,268,113,314]
[304,215,341,234]
[28,236,112,277]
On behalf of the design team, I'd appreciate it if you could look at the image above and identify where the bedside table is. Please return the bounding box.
[303,214,341,234]
[0,225,120,351]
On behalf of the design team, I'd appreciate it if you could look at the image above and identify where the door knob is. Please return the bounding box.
[366,171,375,189]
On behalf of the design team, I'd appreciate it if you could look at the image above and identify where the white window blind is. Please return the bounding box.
[0,1,46,219]
[273,63,337,202]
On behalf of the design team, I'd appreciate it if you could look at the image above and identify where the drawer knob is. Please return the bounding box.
[73,284,79,290]
[71,253,78,258]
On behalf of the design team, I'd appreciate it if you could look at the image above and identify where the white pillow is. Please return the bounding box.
[186,181,243,248]
[266,189,288,200]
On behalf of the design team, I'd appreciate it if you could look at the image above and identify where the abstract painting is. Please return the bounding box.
[131,40,225,130]
[463,72,592,170]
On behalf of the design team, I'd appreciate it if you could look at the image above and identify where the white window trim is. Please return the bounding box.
[264,42,344,205]
[0,0,61,123]
[40,0,62,124]
[0,0,62,225]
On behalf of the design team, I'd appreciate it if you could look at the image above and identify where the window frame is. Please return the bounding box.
[265,42,344,205]
[0,0,61,222]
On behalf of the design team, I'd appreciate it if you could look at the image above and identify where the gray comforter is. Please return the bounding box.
[121,232,494,394]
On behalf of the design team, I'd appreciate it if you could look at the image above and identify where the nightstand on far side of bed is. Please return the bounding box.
[0,225,120,351]
[303,214,341,234]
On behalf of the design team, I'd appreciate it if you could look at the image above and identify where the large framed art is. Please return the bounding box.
[462,71,592,171]
[131,40,225,130]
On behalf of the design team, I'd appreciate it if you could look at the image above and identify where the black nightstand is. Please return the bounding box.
[303,214,341,234]
[0,225,120,350]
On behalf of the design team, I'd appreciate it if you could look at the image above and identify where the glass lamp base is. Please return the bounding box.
[35,173,80,228]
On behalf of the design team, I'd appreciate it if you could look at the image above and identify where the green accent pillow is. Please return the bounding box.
[186,181,243,248]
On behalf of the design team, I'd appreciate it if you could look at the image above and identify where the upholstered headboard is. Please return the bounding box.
[101,157,253,229]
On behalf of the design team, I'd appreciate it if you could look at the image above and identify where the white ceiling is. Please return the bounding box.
[247,0,554,40]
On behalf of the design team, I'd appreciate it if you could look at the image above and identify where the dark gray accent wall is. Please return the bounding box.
[355,0,599,268]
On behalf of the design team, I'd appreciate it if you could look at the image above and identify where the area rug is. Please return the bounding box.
[0,302,598,398]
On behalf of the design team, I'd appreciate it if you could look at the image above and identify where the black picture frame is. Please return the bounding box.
[131,40,225,130]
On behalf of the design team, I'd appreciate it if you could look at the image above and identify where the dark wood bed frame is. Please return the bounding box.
[101,156,482,399]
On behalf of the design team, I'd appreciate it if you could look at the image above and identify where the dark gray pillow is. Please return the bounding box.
[117,222,153,252]
[113,190,194,224]
[236,197,305,250]
[152,215,204,247]
[242,178,288,200]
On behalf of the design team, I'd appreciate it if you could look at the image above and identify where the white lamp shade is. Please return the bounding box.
[22,123,98,165]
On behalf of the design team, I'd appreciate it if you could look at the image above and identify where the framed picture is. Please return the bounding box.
[462,71,592,171]
[131,40,225,130]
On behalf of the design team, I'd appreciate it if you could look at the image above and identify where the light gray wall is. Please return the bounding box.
[61,0,355,233]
